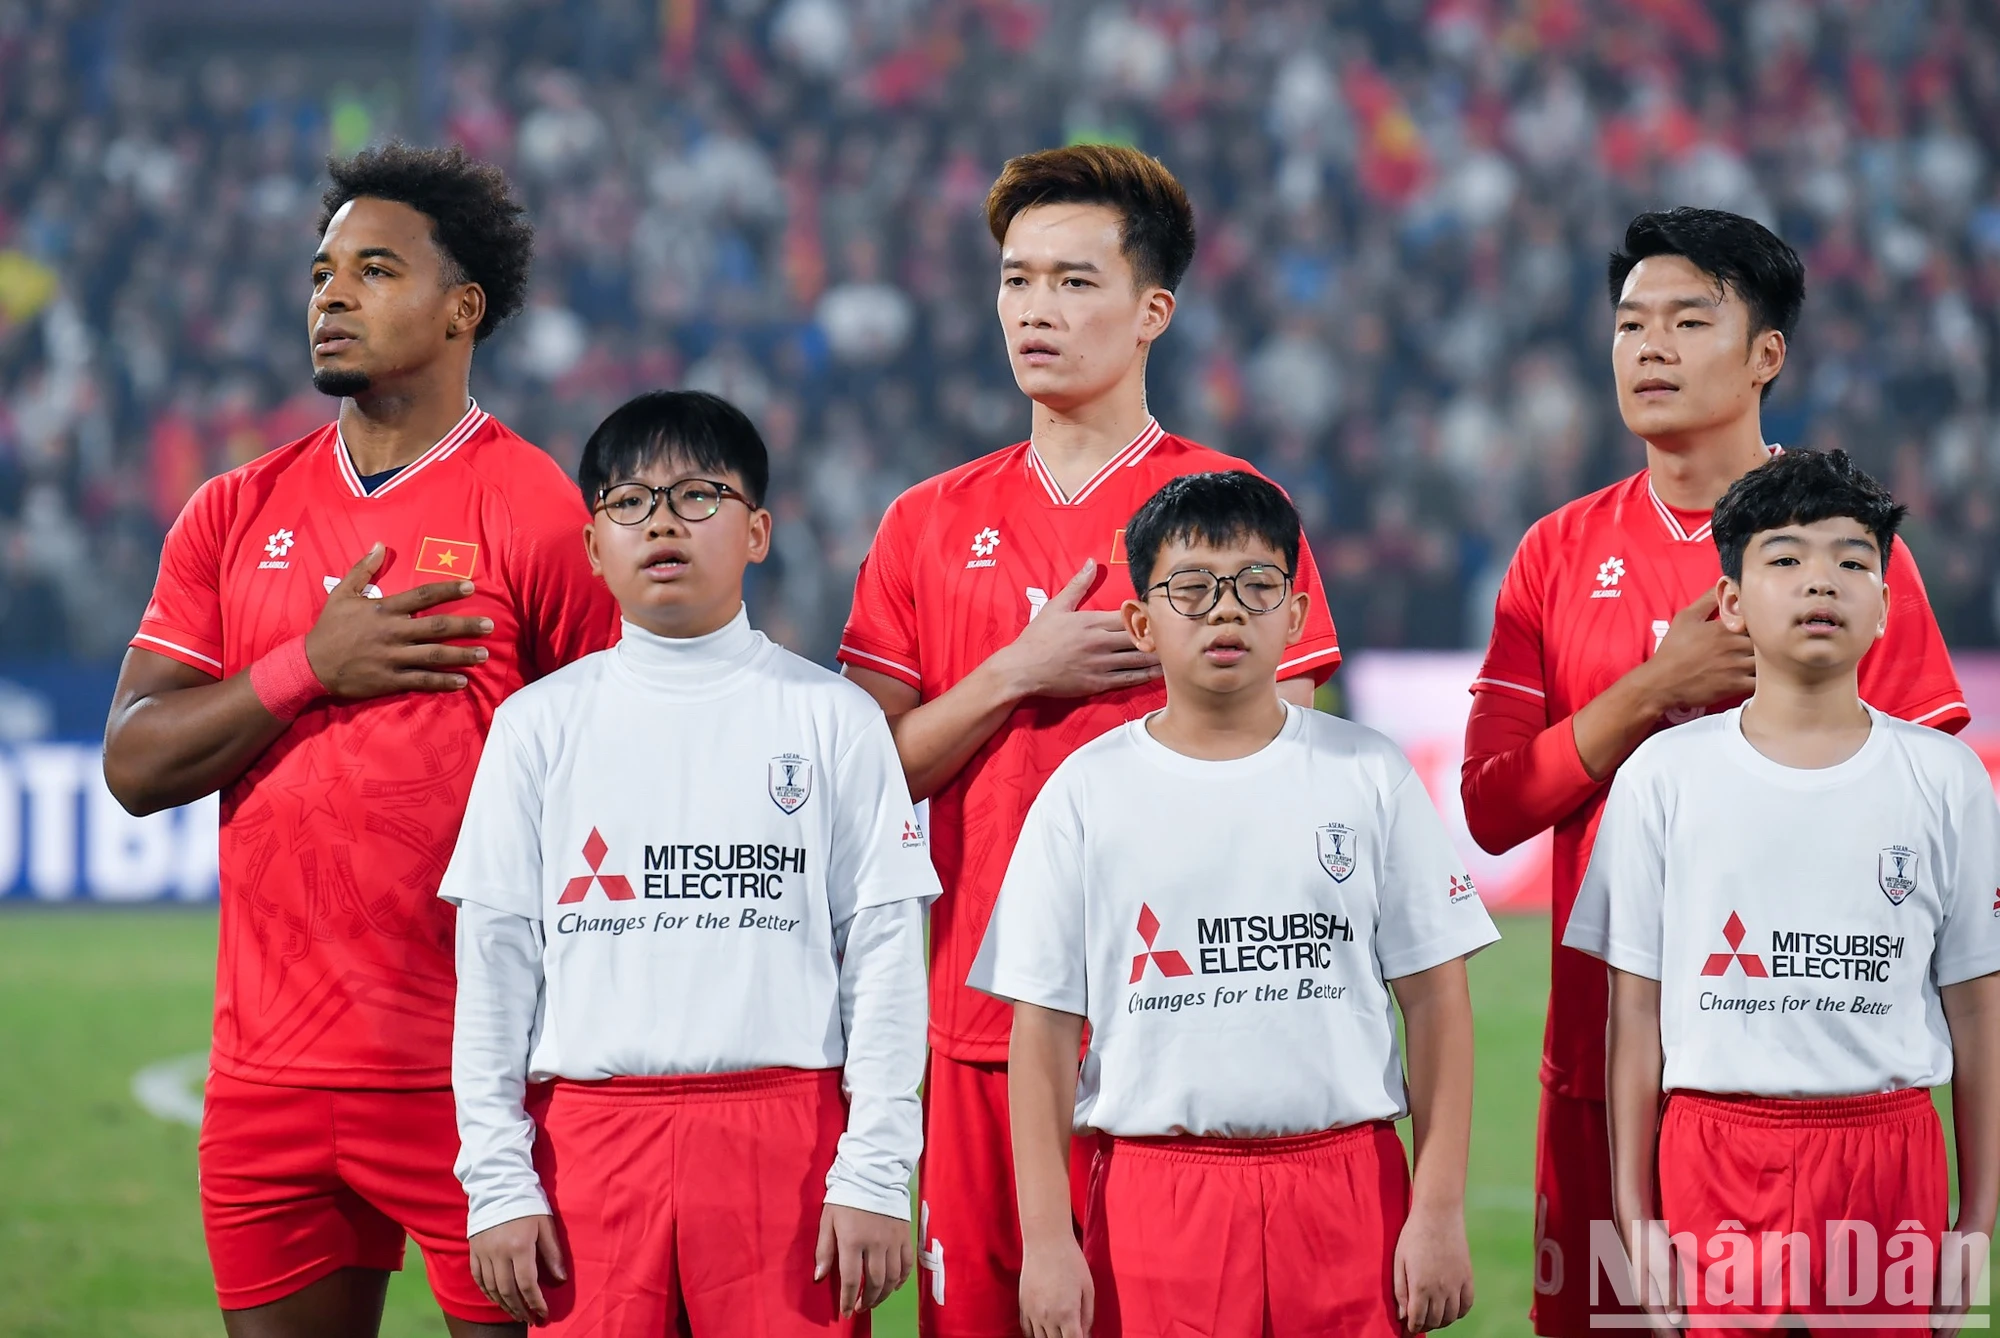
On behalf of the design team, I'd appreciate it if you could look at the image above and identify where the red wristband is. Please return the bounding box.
[250,635,327,722]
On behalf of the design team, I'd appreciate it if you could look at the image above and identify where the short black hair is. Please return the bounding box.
[1125,471,1302,592]
[577,391,771,509]
[1712,449,1906,581]
[1607,207,1805,402]
[320,144,533,343]
[985,144,1198,293]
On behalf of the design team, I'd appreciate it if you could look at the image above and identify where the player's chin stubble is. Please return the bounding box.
[312,367,371,398]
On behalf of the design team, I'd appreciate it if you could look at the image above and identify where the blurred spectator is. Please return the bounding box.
[4,0,2000,666]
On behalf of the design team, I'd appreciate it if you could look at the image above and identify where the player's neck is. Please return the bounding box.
[1739,671,1871,770]
[1641,414,1771,513]
[1028,378,1154,498]
[337,371,477,476]
[1146,686,1287,762]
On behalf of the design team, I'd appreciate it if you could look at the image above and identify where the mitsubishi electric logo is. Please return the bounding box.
[1700,911,1768,978]
[558,828,636,904]
[1129,903,1193,981]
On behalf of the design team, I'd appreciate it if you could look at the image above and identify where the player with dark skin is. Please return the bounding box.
[101,193,520,1338]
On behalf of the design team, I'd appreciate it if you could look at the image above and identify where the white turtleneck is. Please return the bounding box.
[441,605,939,1235]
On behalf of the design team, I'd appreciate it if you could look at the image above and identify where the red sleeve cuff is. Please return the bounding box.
[835,636,922,692]
[1277,640,1342,685]
[131,626,224,675]
[1893,694,1971,735]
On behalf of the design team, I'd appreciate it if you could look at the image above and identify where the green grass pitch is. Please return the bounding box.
[0,908,1554,1335]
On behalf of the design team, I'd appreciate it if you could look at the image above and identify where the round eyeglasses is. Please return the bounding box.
[1143,564,1294,617]
[594,479,751,526]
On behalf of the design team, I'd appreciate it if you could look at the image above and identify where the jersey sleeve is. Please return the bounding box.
[131,473,234,675]
[1469,522,1550,709]
[437,706,547,919]
[1934,746,2000,987]
[1860,537,1969,734]
[1565,760,1665,979]
[966,767,1089,1014]
[836,489,925,692]
[505,478,620,682]
[826,701,945,921]
[1374,761,1501,979]
[1278,533,1342,684]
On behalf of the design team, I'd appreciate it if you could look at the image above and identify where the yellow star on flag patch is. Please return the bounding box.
[415,536,480,579]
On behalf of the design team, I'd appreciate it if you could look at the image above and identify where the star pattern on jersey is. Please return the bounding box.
[970,527,1001,558]
[1595,555,1626,588]
[265,528,296,559]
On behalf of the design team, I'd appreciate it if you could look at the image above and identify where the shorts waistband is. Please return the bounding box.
[1668,1087,1933,1128]
[547,1066,838,1104]
[1105,1120,1397,1163]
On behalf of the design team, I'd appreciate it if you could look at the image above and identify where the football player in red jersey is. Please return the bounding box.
[1460,206,1968,1337]
[838,144,1342,1338]
[102,145,618,1338]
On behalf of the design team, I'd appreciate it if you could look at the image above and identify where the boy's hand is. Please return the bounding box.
[814,1203,913,1316]
[1393,1203,1475,1331]
[1623,1218,1686,1332]
[1018,1236,1094,1338]
[469,1213,566,1324]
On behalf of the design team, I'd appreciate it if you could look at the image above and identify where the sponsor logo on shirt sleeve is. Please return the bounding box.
[1449,872,1479,904]
[900,819,926,849]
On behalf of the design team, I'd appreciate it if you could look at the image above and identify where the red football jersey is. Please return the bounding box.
[838,420,1343,1061]
[1473,466,1968,1100]
[134,405,619,1088]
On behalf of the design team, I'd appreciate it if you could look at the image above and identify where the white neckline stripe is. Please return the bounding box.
[1027,419,1165,506]
[836,644,921,683]
[1909,700,1969,725]
[334,401,488,500]
[1646,480,1712,543]
[133,632,223,672]
[1472,676,1546,699]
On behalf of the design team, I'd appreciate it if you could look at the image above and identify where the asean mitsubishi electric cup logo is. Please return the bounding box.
[769,753,813,814]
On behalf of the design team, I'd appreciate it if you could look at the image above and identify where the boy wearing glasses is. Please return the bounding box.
[441,391,940,1334]
[971,471,1496,1337]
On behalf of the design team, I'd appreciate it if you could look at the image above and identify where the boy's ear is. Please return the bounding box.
[747,507,773,564]
[1284,587,1310,647]
[1715,574,1747,635]
[1874,582,1890,642]
[582,522,605,579]
[1123,598,1155,653]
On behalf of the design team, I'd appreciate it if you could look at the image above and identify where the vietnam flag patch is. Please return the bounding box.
[414,536,480,579]
[1109,528,1128,564]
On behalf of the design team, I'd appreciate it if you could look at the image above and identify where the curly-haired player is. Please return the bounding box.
[103,143,618,1337]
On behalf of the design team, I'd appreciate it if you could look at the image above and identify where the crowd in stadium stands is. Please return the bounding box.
[3,0,2000,665]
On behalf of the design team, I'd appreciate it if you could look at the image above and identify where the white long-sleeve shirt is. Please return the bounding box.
[440,608,939,1236]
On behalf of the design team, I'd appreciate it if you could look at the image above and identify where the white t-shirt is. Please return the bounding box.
[1566,705,2000,1098]
[968,703,1499,1138]
[440,609,940,1233]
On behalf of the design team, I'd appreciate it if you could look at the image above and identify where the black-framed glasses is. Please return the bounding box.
[1143,564,1294,617]
[594,479,751,526]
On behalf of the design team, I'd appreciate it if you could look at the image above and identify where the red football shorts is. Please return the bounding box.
[1657,1088,1948,1336]
[531,1066,866,1337]
[1529,1086,1639,1336]
[198,1070,506,1322]
[918,1055,1095,1338]
[1085,1122,1410,1338]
